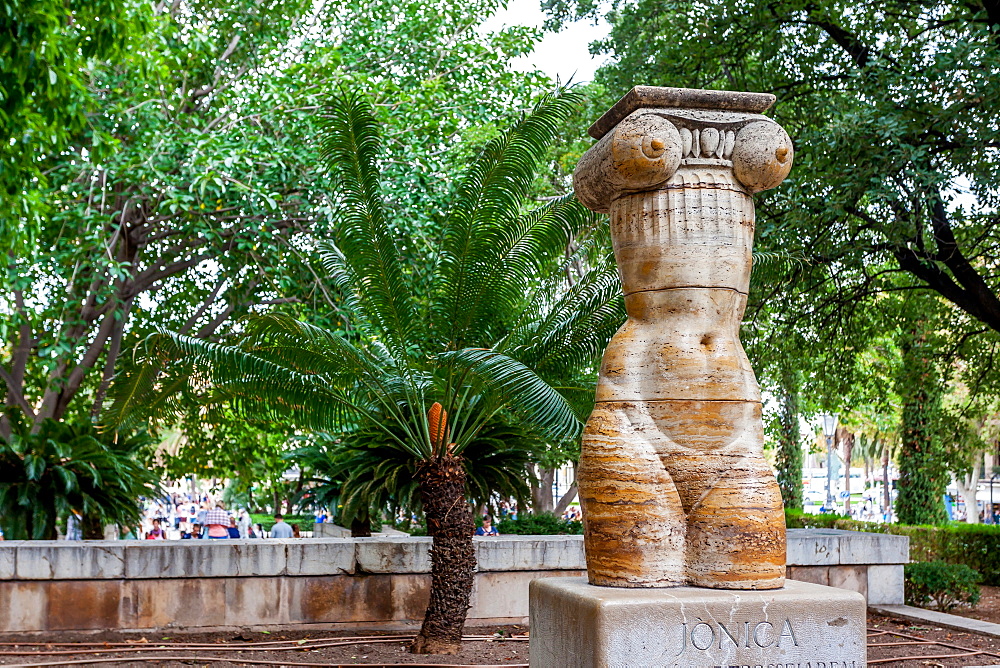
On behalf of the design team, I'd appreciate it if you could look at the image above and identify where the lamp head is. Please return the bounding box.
[821,414,839,437]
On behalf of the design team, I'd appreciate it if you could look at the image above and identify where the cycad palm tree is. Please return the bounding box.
[108,88,623,653]
[288,416,544,536]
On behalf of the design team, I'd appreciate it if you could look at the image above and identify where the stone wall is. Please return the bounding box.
[0,529,906,634]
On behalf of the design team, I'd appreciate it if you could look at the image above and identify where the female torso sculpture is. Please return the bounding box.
[573,87,794,589]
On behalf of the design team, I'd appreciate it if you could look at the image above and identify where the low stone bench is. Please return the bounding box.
[0,529,905,633]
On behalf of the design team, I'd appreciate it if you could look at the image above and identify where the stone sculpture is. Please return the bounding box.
[573,86,794,589]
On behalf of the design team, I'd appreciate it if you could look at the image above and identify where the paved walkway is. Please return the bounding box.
[872,603,1000,640]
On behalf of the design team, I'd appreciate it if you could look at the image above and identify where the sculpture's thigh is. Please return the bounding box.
[649,400,786,589]
[578,402,686,587]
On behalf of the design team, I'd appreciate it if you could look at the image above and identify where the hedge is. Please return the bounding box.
[496,512,583,535]
[249,513,314,532]
[786,510,1000,586]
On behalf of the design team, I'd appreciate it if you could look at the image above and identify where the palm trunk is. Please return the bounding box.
[350,516,372,537]
[81,514,105,540]
[411,454,474,655]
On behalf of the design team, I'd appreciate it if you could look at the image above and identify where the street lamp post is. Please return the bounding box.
[991,472,999,525]
[822,414,839,514]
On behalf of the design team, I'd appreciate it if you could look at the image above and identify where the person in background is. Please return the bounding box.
[227,517,241,538]
[204,504,230,539]
[270,514,294,538]
[181,523,201,539]
[238,509,251,538]
[66,510,83,540]
[145,518,166,540]
[475,515,499,536]
[196,503,208,535]
[291,523,301,538]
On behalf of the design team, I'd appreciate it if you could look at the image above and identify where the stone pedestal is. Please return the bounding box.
[529,577,866,668]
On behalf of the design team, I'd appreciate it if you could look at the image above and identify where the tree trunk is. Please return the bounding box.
[553,481,578,517]
[411,455,474,655]
[954,457,982,524]
[350,516,372,537]
[530,466,555,514]
[81,514,105,540]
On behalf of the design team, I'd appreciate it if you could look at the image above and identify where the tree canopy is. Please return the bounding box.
[1,0,552,444]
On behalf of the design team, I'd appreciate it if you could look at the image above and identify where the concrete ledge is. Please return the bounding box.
[786,528,908,566]
[125,540,289,578]
[355,536,431,573]
[475,535,585,572]
[0,529,907,633]
[286,539,355,576]
[0,529,907,580]
[15,542,125,580]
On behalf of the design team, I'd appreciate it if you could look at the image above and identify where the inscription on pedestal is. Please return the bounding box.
[674,619,799,653]
[528,579,868,668]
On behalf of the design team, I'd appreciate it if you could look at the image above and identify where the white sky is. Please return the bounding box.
[480,0,611,83]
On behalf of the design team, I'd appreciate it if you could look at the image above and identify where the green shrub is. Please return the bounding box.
[0,419,161,539]
[785,510,1000,586]
[904,561,981,611]
[496,512,582,535]
[250,514,314,532]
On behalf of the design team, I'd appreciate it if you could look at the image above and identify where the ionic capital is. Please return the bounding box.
[573,87,793,213]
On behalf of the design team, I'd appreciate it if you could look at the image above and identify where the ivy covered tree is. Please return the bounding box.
[774,366,805,510]
[895,324,950,524]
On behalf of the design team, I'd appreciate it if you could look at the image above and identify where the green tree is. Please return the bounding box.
[0,419,160,539]
[1,0,146,233]
[546,1,1000,339]
[546,0,1000,522]
[110,90,621,653]
[1,0,548,446]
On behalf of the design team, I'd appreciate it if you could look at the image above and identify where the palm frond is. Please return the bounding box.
[750,249,810,287]
[318,91,418,359]
[439,348,582,449]
[500,223,624,375]
[431,89,586,347]
[111,330,431,459]
[469,195,601,345]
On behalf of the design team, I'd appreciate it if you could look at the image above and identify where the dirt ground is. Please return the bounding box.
[868,613,1000,667]
[2,615,1000,667]
[0,625,530,667]
[952,584,1000,625]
